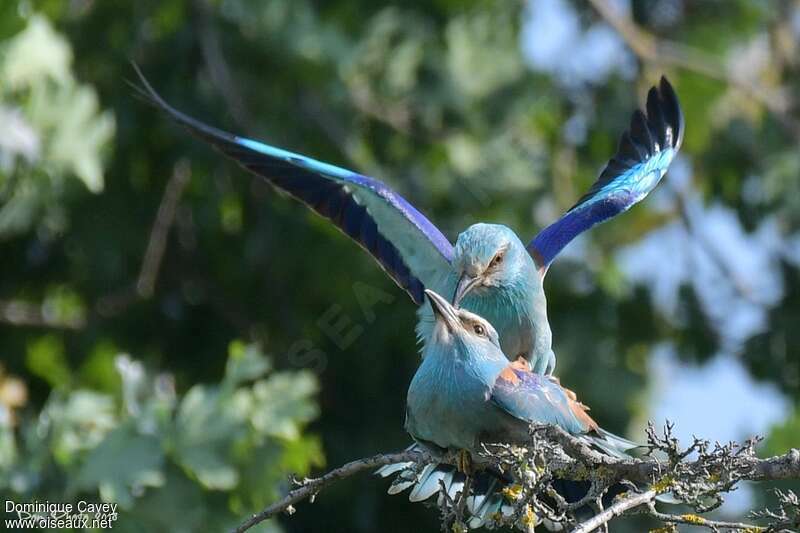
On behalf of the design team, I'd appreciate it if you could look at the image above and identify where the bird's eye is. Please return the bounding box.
[491,253,504,267]
[473,324,486,336]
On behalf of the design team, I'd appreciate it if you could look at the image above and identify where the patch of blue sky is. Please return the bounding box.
[648,344,790,514]
[520,0,636,88]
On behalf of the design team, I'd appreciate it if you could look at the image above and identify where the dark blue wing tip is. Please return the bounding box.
[527,77,684,267]
[621,75,683,162]
[570,76,684,210]
[130,62,174,117]
[130,63,242,148]
[132,64,447,306]
[658,76,685,149]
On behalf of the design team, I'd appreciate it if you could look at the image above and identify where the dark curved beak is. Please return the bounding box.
[425,289,460,333]
[453,272,482,306]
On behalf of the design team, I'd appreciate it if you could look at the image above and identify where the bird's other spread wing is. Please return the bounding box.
[528,77,684,271]
[489,364,597,436]
[133,66,453,305]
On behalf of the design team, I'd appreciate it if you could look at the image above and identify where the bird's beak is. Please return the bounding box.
[453,272,483,306]
[425,289,461,333]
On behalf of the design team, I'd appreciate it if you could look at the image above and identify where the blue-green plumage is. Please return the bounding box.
[383,290,639,528]
[417,223,554,374]
[528,77,683,268]
[406,290,596,452]
[134,68,682,376]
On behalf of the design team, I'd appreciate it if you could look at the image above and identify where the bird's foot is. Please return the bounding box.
[456,449,472,474]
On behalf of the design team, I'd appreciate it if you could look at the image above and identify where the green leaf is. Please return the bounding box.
[445,7,523,100]
[1,15,72,89]
[281,433,325,473]
[26,80,115,192]
[111,465,207,533]
[763,407,800,457]
[172,385,243,490]
[224,341,272,386]
[219,193,244,234]
[0,407,17,477]
[47,390,117,465]
[250,371,319,440]
[25,334,70,387]
[42,284,86,328]
[73,422,165,509]
[78,339,122,393]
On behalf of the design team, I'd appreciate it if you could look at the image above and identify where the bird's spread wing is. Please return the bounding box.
[133,67,453,305]
[489,365,597,435]
[527,77,684,270]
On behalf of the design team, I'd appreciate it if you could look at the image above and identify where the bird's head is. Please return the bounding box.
[425,289,501,357]
[452,223,532,305]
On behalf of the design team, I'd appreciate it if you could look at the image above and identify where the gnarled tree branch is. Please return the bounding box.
[232,449,433,533]
[233,422,800,533]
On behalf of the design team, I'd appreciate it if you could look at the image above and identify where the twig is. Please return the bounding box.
[588,0,800,139]
[95,159,191,317]
[232,449,432,533]
[750,488,800,531]
[0,299,85,329]
[136,160,191,299]
[643,502,766,531]
[572,489,657,533]
[234,422,800,533]
[749,448,800,481]
[194,0,252,131]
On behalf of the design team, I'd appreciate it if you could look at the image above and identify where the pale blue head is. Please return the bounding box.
[452,223,537,304]
[424,289,503,361]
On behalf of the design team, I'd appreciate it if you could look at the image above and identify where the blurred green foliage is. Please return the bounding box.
[2,341,321,532]
[0,1,798,531]
[0,14,114,237]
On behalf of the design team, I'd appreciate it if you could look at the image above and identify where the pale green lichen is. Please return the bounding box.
[679,514,706,525]
[651,475,675,494]
[648,525,678,533]
[451,521,468,533]
[502,484,523,501]
[520,505,537,529]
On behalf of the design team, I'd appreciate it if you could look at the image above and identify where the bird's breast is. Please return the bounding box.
[415,275,552,370]
[406,360,497,451]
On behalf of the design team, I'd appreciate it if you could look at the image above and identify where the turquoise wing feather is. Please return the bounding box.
[489,368,591,435]
[133,66,453,305]
[528,77,684,269]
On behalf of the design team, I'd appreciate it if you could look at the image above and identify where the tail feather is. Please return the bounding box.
[443,470,467,501]
[375,460,415,478]
[376,444,423,495]
[380,456,563,530]
[465,478,494,516]
[467,493,501,529]
[387,469,417,495]
[377,433,667,530]
[587,428,643,459]
[409,464,450,502]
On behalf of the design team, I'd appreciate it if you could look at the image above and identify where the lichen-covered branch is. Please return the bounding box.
[234,423,800,533]
[232,449,432,533]
[572,489,657,533]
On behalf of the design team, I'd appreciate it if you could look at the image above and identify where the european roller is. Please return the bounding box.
[379,289,639,528]
[134,69,683,374]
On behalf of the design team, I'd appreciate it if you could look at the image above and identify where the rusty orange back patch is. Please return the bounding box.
[511,357,530,372]
[568,397,598,431]
[498,365,522,385]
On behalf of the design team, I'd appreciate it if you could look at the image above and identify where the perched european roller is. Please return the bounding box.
[134,68,683,374]
[378,289,639,528]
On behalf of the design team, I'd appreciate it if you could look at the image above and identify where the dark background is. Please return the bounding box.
[0,1,798,531]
